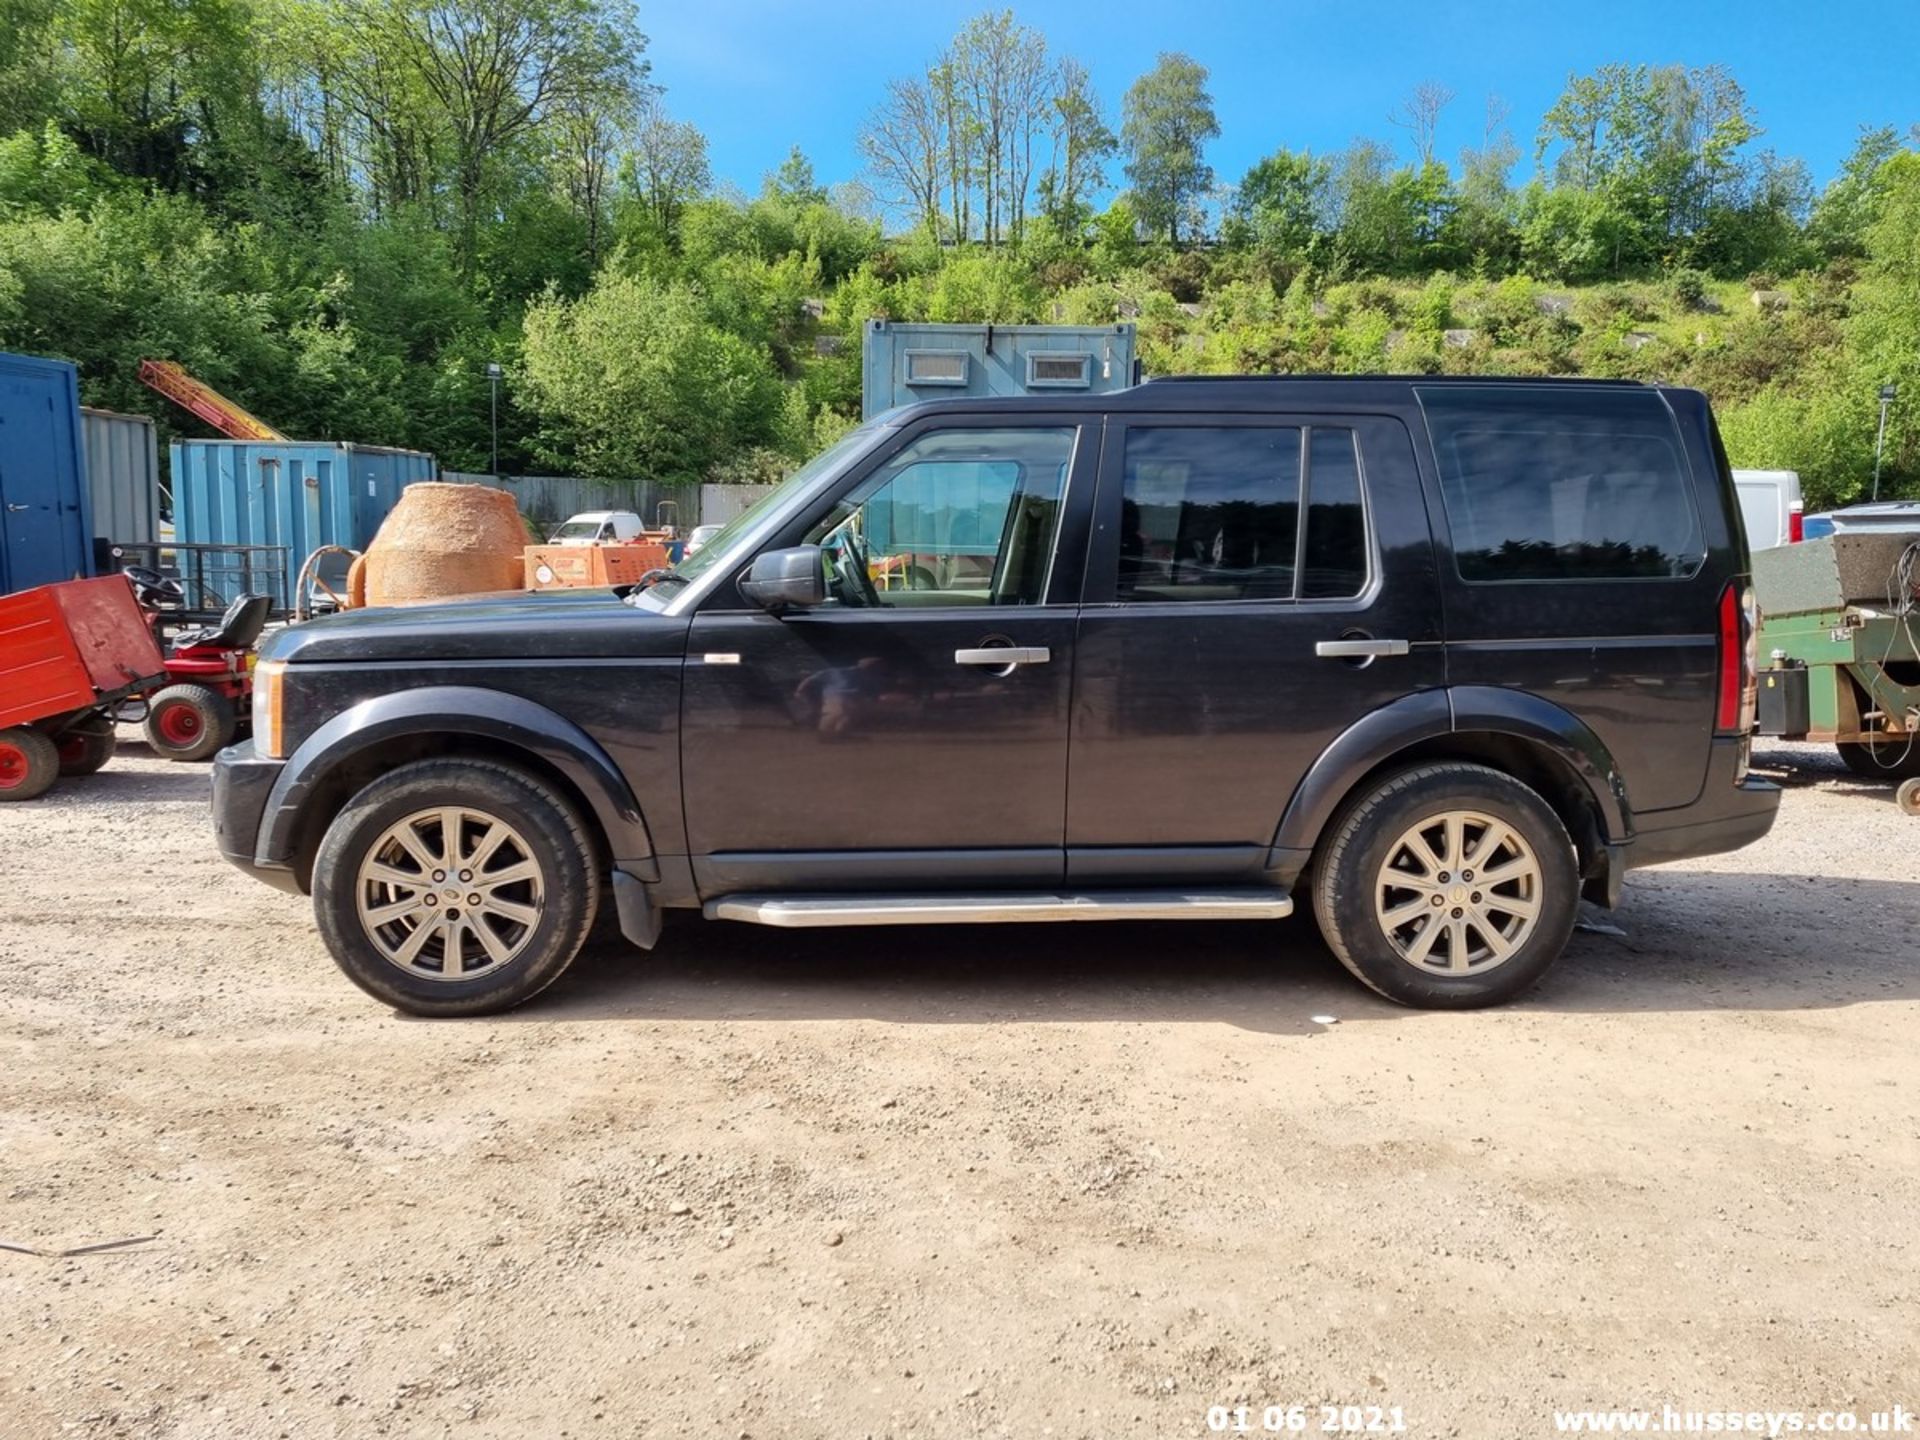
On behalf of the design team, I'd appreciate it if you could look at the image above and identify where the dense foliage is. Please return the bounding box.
[0,1,1916,508]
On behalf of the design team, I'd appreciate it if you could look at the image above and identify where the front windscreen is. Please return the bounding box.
[657,423,889,589]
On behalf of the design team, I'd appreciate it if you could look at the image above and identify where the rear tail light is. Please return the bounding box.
[1715,581,1758,736]
[1788,500,1805,544]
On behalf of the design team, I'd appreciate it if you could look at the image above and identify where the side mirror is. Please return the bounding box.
[739,545,826,612]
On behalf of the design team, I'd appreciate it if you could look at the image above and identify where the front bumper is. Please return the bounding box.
[212,740,301,894]
[1627,738,1781,869]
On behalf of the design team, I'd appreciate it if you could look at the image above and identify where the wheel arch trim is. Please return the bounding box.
[1270,686,1633,862]
[255,685,653,868]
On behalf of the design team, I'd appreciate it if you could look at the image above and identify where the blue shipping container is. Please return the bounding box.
[862,321,1138,420]
[0,351,94,594]
[173,440,437,604]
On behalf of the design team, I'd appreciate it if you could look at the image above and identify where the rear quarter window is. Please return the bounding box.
[1418,387,1705,583]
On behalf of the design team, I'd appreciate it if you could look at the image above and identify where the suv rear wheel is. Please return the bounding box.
[312,759,600,1017]
[1312,762,1579,1009]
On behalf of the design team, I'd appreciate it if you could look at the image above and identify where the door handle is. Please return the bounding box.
[1315,638,1409,659]
[5,503,29,513]
[954,646,1050,667]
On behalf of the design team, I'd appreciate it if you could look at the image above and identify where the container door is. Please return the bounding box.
[0,369,88,592]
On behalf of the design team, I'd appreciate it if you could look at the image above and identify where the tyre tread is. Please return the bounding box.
[1311,761,1579,1009]
[312,757,602,1017]
[145,683,236,761]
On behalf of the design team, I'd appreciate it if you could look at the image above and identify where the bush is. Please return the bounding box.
[1409,272,1455,334]
[1333,309,1393,370]
[1718,378,1875,510]
[915,249,1045,323]
[1669,267,1711,311]
[1145,246,1214,302]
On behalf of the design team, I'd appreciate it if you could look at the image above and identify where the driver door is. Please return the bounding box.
[680,416,1098,894]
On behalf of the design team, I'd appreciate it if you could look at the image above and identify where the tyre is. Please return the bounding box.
[1311,762,1580,1009]
[0,726,61,802]
[1835,739,1920,782]
[144,684,236,762]
[57,717,116,777]
[311,758,601,1017]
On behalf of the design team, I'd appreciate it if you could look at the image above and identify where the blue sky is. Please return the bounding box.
[641,0,1919,213]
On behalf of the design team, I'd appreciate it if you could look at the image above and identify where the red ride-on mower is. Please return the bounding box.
[121,570,272,762]
[0,575,169,801]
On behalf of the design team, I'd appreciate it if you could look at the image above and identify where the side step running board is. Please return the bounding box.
[704,890,1294,928]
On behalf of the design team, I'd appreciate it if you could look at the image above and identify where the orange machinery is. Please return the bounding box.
[524,541,672,591]
[137,360,286,441]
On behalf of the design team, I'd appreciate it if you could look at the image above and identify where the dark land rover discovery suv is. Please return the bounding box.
[214,377,1779,1015]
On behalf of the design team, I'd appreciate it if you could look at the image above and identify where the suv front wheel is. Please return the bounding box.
[1312,762,1579,1009]
[312,758,600,1016]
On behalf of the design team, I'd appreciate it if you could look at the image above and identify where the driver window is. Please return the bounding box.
[805,427,1075,608]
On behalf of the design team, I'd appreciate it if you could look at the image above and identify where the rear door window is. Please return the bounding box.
[1115,424,1370,604]
[1301,428,1368,599]
[1418,387,1704,582]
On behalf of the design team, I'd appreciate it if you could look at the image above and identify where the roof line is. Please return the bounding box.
[1143,373,1650,387]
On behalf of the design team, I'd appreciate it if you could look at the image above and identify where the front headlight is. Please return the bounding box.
[253,659,287,758]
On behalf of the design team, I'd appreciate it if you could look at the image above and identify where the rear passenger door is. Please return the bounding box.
[1065,413,1445,882]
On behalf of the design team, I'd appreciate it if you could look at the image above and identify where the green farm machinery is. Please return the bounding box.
[1752,530,1920,812]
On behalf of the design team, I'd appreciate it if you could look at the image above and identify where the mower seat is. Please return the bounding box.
[173,593,272,652]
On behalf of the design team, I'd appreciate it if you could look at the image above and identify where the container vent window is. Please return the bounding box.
[1028,352,1092,388]
[904,351,969,386]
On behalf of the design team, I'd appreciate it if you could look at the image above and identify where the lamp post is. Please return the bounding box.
[487,362,503,476]
[1873,382,1895,502]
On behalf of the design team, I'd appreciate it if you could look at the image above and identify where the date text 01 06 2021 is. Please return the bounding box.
[1207,1405,1409,1434]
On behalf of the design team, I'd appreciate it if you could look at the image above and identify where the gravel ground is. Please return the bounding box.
[1,735,1916,1440]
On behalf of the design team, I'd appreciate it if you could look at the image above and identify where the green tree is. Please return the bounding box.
[767,146,826,206]
[1807,126,1903,260]
[860,69,948,239]
[1035,57,1114,232]
[518,271,781,482]
[292,0,645,273]
[1847,151,1920,493]
[1226,148,1330,268]
[624,92,708,232]
[1120,52,1218,245]
[0,0,59,137]
[1517,182,1640,281]
[947,10,1051,244]
[1450,96,1521,271]
[1537,62,1768,274]
[1326,141,1447,275]
[46,0,258,189]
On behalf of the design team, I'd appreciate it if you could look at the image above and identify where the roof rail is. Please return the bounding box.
[1142,372,1650,387]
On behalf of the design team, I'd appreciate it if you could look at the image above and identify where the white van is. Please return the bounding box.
[1732,469,1804,550]
[549,510,645,546]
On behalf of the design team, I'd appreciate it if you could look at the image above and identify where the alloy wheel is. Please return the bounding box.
[1373,809,1544,975]
[355,807,546,982]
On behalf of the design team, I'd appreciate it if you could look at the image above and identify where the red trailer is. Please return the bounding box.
[0,575,168,801]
